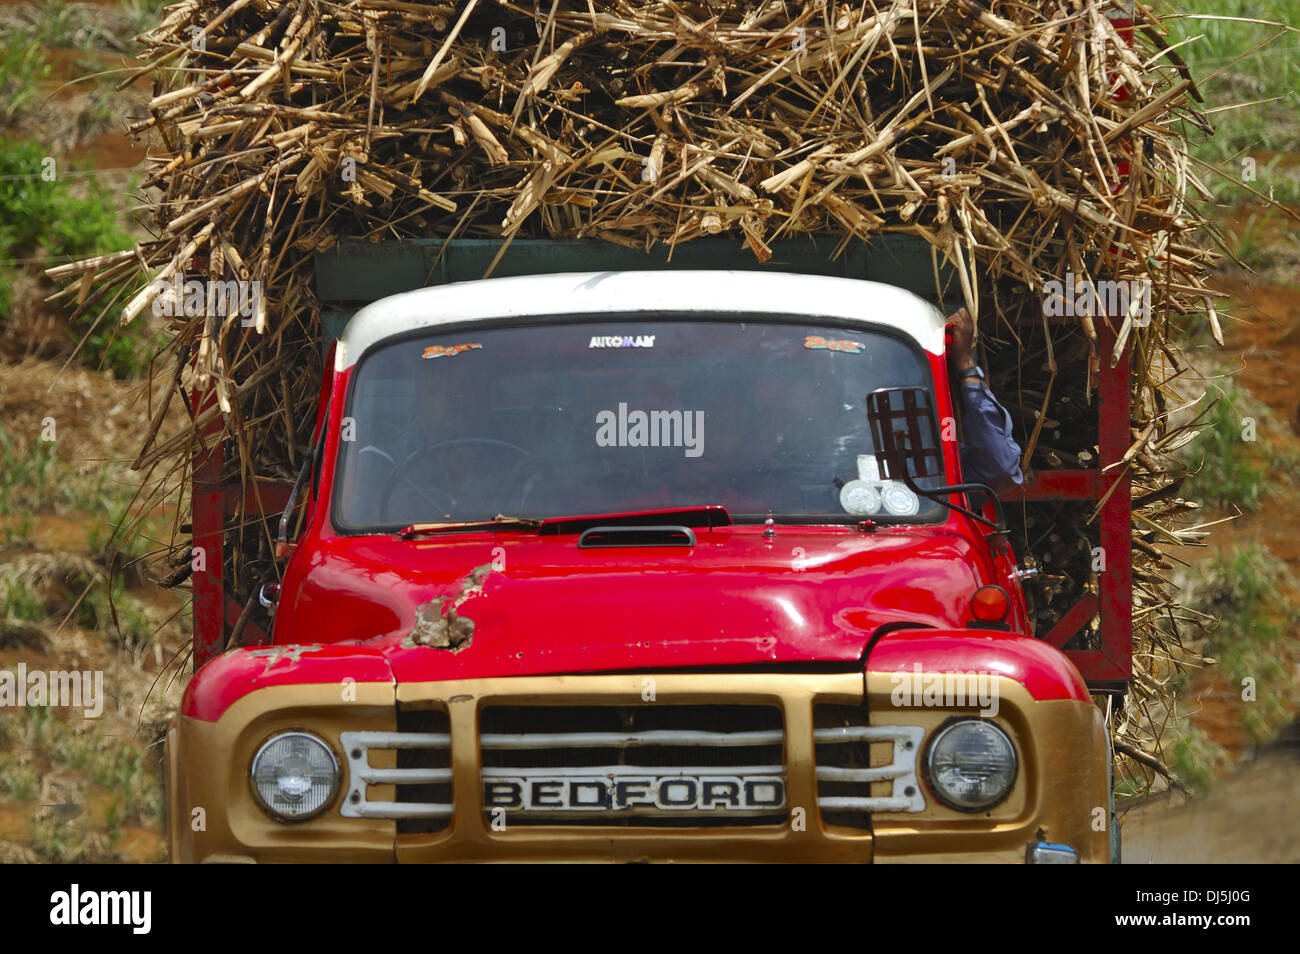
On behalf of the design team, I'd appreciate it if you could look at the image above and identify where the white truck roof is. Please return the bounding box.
[336,270,947,370]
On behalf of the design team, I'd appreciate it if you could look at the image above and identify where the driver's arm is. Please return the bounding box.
[948,308,1024,495]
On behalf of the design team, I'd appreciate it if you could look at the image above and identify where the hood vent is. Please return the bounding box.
[578,525,697,548]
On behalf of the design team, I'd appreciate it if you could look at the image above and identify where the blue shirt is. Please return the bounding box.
[957,377,1024,494]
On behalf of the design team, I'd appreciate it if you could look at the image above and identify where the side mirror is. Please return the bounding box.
[865,387,945,481]
[865,386,1006,533]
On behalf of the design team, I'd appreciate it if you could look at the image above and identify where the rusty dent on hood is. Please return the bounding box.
[403,564,492,651]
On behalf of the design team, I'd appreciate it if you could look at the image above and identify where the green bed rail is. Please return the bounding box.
[314,235,958,341]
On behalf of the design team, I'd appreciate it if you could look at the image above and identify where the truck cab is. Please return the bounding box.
[168,266,1111,863]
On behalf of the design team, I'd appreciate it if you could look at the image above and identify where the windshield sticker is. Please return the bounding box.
[423,342,482,360]
[805,335,865,354]
[589,335,656,349]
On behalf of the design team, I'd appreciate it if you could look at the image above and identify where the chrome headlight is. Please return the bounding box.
[924,720,1017,811]
[250,732,340,821]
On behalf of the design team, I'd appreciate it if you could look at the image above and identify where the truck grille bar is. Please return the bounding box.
[814,705,926,828]
[479,729,785,748]
[339,710,452,831]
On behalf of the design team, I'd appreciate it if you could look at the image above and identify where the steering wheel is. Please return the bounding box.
[378,438,536,523]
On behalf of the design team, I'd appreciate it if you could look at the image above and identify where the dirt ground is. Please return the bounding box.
[0,359,186,863]
[1122,737,1300,863]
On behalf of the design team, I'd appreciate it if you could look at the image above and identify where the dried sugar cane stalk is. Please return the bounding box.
[412,0,479,103]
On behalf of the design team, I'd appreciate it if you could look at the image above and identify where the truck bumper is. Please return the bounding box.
[167,672,1110,863]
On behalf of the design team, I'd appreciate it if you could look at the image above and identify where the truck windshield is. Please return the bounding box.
[334,316,945,530]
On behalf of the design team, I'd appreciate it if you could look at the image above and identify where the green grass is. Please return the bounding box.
[0,423,135,519]
[1,575,47,622]
[18,1,106,53]
[1228,209,1281,270]
[1160,0,1300,203]
[0,138,150,378]
[1,704,165,863]
[0,482,161,652]
[47,721,164,824]
[0,411,166,650]
[75,576,160,651]
[1192,545,1298,739]
[0,754,40,801]
[1167,542,1300,787]
[0,425,61,516]
[123,0,173,38]
[88,518,162,586]
[0,513,36,543]
[0,418,161,647]
[1170,725,1233,794]
[1183,381,1266,511]
[0,39,50,121]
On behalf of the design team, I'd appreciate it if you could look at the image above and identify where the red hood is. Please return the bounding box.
[277,524,995,682]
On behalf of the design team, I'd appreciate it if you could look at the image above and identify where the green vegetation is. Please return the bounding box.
[0,414,162,650]
[48,717,164,824]
[0,6,158,379]
[1195,545,1298,736]
[0,40,50,121]
[0,423,134,518]
[18,2,106,53]
[1167,542,1299,791]
[123,0,173,38]
[1163,0,1300,203]
[0,558,162,657]
[76,571,160,652]
[1170,725,1233,795]
[0,574,47,622]
[1228,209,1281,272]
[1184,382,1266,512]
[0,139,148,377]
[0,753,40,801]
[0,425,62,515]
[0,706,163,862]
[88,518,161,584]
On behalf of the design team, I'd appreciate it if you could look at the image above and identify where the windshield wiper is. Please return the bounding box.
[398,515,543,539]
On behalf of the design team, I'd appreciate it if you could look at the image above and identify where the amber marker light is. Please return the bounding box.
[971,585,1010,625]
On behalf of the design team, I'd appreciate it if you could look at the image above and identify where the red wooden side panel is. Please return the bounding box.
[191,389,225,669]
[1000,323,1133,689]
[1086,319,1133,685]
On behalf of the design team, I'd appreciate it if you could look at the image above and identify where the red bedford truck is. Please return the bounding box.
[167,237,1131,863]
